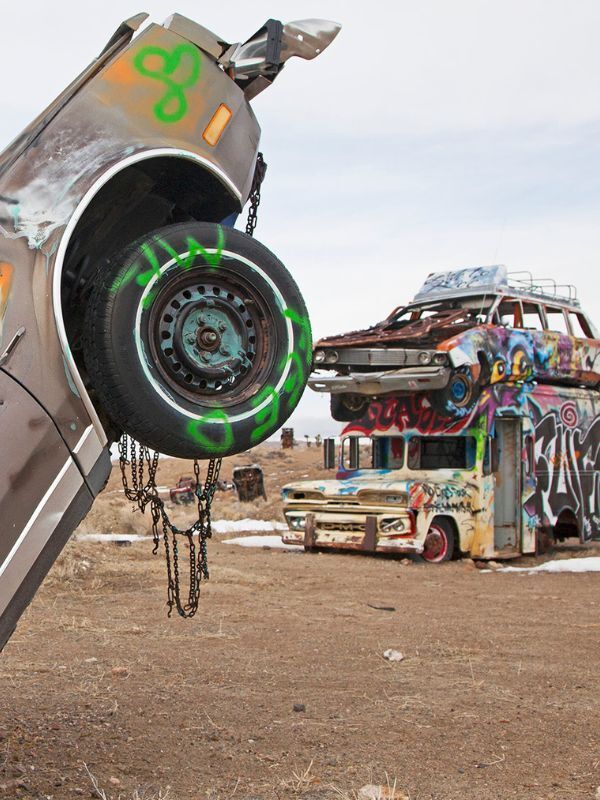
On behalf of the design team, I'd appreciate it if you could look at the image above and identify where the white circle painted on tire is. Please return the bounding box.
[133,245,296,424]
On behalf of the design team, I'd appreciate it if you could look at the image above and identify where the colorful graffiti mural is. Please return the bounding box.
[343,382,599,542]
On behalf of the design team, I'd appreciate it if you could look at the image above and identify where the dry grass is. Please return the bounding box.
[84,764,172,800]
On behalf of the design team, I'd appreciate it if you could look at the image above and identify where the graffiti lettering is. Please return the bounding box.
[346,394,467,438]
[250,386,280,445]
[530,404,600,540]
[112,227,225,299]
[186,408,234,455]
[133,43,201,123]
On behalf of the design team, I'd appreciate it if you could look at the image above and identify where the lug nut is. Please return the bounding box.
[218,322,227,333]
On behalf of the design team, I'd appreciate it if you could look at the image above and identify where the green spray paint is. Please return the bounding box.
[250,386,280,444]
[186,408,234,455]
[276,308,313,412]
[133,43,201,124]
[111,226,225,297]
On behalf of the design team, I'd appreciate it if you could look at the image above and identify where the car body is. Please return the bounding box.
[309,265,600,419]
[0,12,339,649]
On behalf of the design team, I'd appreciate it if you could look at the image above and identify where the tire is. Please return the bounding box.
[431,367,480,416]
[83,222,312,459]
[330,393,369,422]
[422,518,455,563]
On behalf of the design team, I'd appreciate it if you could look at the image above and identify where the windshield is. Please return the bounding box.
[341,436,405,470]
[407,436,477,470]
[389,296,495,327]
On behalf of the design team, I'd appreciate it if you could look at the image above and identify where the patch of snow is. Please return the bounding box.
[76,533,150,542]
[493,557,600,574]
[223,535,302,551]
[212,519,287,534]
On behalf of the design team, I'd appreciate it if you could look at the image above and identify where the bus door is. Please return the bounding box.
[493,417,522,552]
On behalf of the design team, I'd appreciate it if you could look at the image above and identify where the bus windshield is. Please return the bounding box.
[407,436,476,470]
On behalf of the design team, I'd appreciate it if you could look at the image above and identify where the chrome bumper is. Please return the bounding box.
[308,366,451,395]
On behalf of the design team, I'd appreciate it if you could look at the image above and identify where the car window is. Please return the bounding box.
[569,312,593,338]
[496,300,522,327]
[545,307,570,335]
[520,302,544,331]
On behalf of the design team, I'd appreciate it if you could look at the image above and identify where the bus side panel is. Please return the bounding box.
[528,386,599,542]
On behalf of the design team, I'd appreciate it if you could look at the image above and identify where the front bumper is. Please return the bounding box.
[282,510,422,554]
[308,366,451,395]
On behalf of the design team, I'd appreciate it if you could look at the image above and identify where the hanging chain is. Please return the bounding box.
[245,152,267,236]
[118,152,266,618]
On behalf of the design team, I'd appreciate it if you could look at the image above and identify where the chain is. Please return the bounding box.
[118,153,266,618]
[245,152,267,236]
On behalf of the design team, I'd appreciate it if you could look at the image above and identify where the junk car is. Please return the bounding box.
[0,12,339,648]
[309,265,599,421]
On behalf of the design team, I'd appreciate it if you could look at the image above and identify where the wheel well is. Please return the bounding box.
[476,350,491,383]
[431,515,459,547]
[60,156,241,365]
[553,508,579,540]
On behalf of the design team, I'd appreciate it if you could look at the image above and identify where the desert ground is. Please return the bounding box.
[0,443,598,800]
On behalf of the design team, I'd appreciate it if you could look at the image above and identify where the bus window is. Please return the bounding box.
[376,436,404,468]
[407,436,476,470]
[342,437,374,470]
[483,436,492,476]
[524,434,535,476]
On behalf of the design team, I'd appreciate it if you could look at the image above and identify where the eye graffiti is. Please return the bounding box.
[186,408,234,455]
[133,43,201,124]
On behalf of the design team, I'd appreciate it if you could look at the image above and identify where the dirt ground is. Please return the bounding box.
[0,444,598,800]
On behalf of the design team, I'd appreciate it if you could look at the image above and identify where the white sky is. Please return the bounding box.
[3,1,600,435]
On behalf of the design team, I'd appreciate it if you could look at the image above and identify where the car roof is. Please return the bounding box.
[412,265,582,311]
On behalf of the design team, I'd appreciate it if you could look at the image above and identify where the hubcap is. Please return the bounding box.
[148,272,268,403]
[423,526,448,562]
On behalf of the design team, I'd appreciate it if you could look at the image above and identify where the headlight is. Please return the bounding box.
[385,494,408,504]
[380,518,406,532]
[324,350,339,364]
[288,516,306,530]
[418,351,432,365]
[314,350,326,364]
[433,352,447,365]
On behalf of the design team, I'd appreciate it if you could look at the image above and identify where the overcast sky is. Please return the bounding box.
[3,1,600,436]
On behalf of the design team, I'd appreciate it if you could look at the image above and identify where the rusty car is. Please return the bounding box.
[0,12,339,647]
[309,265,599,421]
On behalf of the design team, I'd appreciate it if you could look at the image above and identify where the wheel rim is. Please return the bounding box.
[146,264,275,408]
[448,374,472,408]
[423,524,449,562]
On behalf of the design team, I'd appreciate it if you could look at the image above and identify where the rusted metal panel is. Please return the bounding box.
[363,515,377,550]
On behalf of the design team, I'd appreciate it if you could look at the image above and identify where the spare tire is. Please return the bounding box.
[83,222,311,458]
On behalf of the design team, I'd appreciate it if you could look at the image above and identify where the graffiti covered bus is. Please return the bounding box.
[281,382,599,562]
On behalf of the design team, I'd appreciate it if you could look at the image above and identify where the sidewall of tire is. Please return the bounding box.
[84,223,312,458]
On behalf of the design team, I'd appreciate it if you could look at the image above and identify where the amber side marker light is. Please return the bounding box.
[202,104,232,146]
